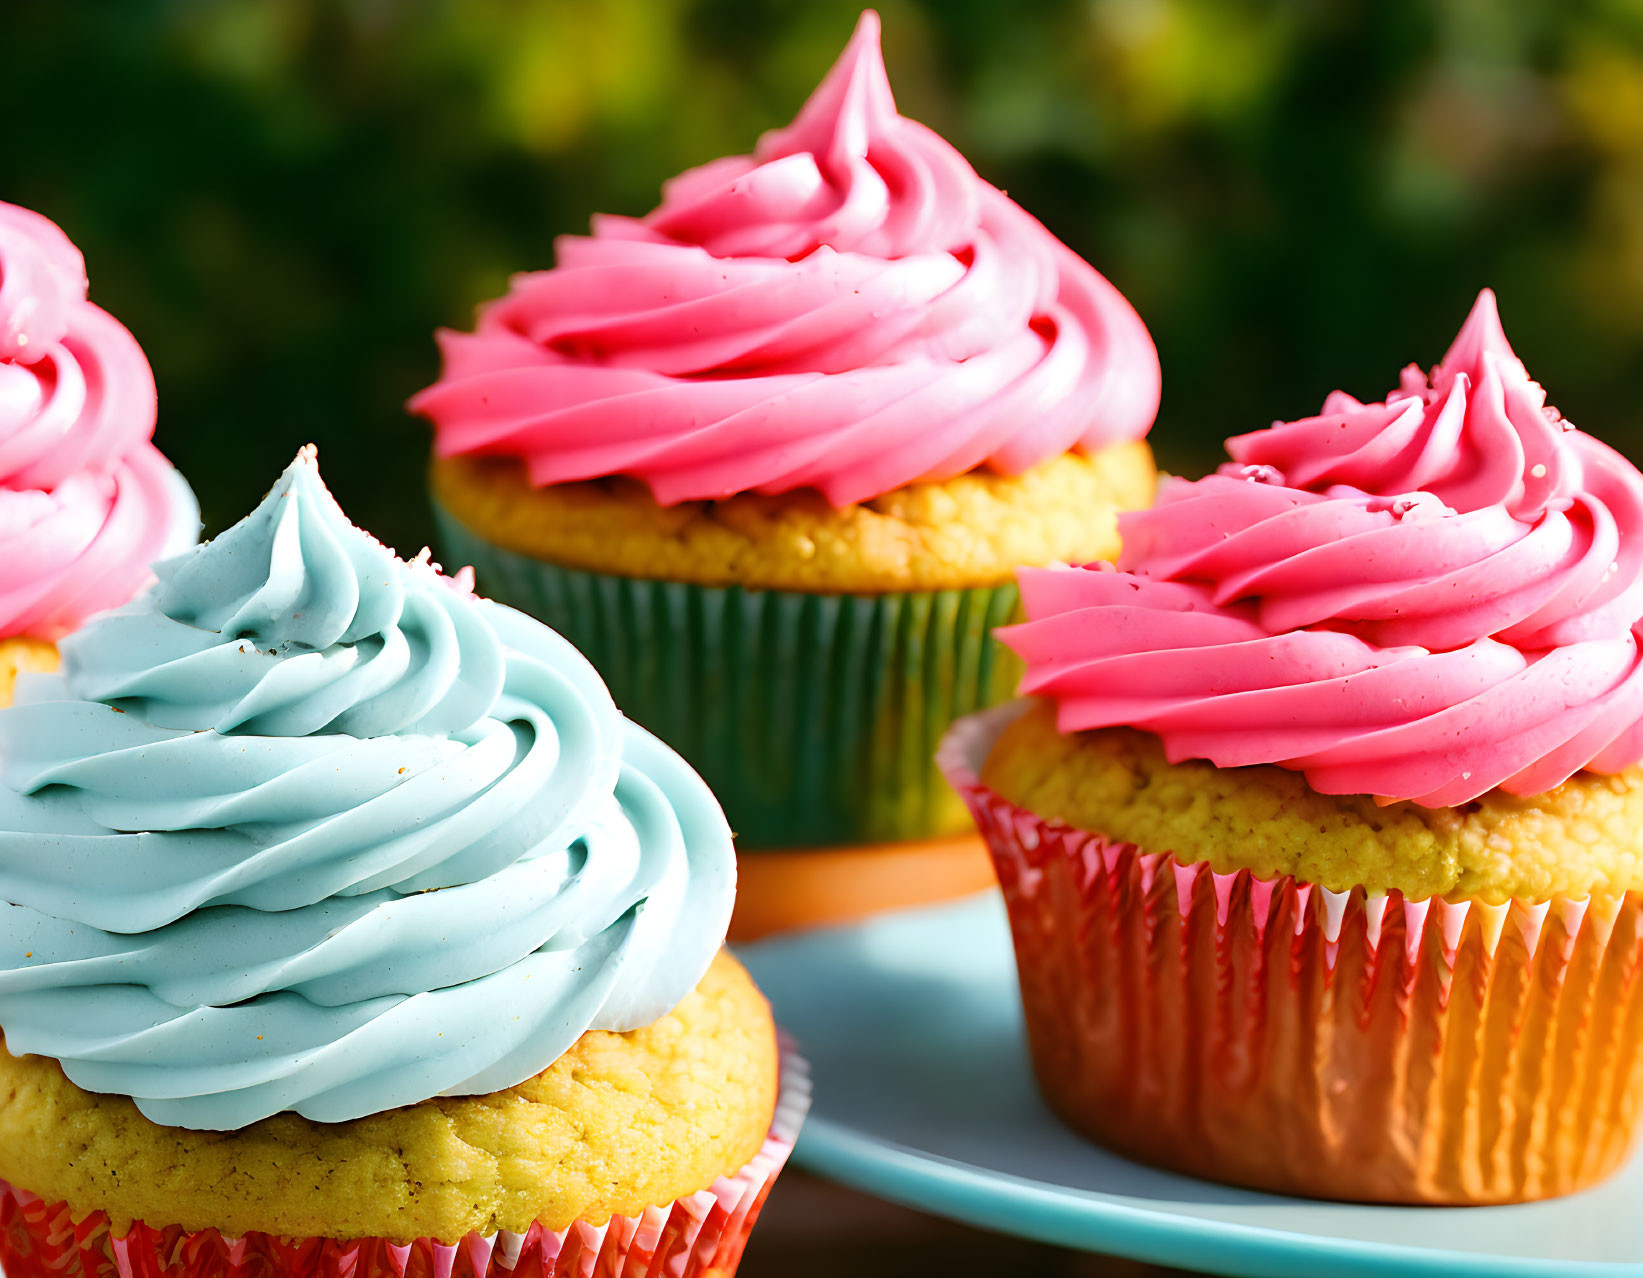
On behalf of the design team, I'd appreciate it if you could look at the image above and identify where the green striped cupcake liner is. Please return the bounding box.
[435,504,1021,850]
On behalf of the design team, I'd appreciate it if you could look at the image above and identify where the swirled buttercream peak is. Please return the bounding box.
[69,448,504,738]
[0,451,734,1130]
[1004,291,1643,807]
[410,10,1160,507]
[1225,289,1579,522]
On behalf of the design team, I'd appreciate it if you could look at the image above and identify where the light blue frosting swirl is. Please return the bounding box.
[0,450,735,1131]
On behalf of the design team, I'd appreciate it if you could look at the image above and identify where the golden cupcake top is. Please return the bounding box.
[986,699,1643,903]
[0,953,776,1245]
[433,442,1154,592]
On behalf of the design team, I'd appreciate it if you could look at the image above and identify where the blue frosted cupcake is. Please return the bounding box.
[0,450,804,1278]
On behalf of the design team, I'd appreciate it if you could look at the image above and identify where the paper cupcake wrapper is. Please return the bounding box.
[0,1040,810,1278]
[939,705,1643,1205]
[436,504,1021,849]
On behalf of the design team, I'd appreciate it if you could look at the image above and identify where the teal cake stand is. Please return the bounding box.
[740,894,1643,1277]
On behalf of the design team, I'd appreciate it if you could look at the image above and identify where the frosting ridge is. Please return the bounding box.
[0,200,196,639]
[0,451,734,1129]
[1005,290,1643,807]
[410,10,1159,507]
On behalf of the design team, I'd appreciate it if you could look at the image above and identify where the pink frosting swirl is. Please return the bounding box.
[410,11,1159,507]
[0,201,194,641]
[1004,290,1643,806]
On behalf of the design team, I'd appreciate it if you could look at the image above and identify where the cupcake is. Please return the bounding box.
[410,11,1160,934]
[0,451,804,1278]
[943,290,1643,1204]
[0,200,198,690]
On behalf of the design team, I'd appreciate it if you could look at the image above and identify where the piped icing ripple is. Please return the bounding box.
[0,201,196,639]
[1004,290,1643,807]
[0,450,734,1130]
[410,10,1159,507]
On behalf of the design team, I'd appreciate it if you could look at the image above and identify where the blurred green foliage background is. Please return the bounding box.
[5,0,1643,550]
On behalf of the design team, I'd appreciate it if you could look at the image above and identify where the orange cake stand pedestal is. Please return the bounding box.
[729,832,997,942]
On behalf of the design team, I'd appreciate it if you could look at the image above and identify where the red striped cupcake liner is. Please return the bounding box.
[939,703,1643,1204]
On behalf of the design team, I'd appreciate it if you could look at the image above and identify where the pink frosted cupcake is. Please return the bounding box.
[0,200,197,689]
[411,12,1160,932]
[946,291,1643,1203]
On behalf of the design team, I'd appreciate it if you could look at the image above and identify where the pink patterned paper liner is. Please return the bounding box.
[937,703,1643,1202]
[0,1040,809,1278]
[937,702,1623,969]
